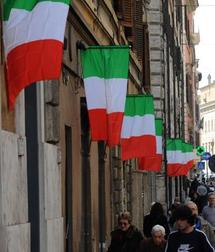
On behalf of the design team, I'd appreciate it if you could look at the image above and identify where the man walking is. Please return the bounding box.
[138,225,166,252]
[107,212,143,252]
[186,201,215,248]
[165,205,214,252]
[202,192,215,229]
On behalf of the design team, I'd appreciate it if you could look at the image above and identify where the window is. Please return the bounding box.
[92,0,98,6]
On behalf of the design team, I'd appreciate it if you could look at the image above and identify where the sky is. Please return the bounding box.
[194,0,215,86]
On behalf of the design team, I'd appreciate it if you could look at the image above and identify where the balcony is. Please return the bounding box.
[187,0,199,12]
[191,32,200,45]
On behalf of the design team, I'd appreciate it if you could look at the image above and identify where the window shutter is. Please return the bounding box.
[133,0,143,63]
[142,23,150,88]
[122,0,133,27]
[113,0,123,19]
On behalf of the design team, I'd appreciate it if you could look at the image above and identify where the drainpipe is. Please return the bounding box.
[98,142,106,252]
[162,0,172,207]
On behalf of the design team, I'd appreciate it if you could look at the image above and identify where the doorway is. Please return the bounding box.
[65,125,73,251]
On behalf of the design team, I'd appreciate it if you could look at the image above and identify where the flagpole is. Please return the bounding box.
[76,41,131,50]
[162,6,170,203]
[126,94,153,97]
[88,45,131,49]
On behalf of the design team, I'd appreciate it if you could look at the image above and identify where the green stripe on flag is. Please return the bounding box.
[187,143,193,152]
[181,142,193,153]
[155,118,163,136]
[81,46,129,79]
[182,142,187,152]
[187,143,192,152]
[3,0,70,21]
[124,95,154,116]
[167,139,182,151]
[182,142,188,163]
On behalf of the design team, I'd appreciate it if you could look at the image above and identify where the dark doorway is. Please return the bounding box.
[98,142,106,252]
[175,177,179,196]
[65,126,73,251]
[80,97,92,252]
[25,84,40,252]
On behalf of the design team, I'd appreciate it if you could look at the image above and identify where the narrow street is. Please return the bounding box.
[0,1,215,251]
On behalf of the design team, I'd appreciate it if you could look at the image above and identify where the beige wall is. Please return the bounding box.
[199,83,215,154]
[60,2,145,251]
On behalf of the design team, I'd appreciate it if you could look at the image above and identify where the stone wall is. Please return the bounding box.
[0,131,30,252]
[147,0,166,204]
[39,143,63,252]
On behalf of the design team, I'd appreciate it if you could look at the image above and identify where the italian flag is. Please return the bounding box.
[121,95,156,161]
[167,139,184,176]
[139,118,163,171]
[81,46,129,147]
[180,142,194,175]
[186,143,194,169]
[3,0,70,110]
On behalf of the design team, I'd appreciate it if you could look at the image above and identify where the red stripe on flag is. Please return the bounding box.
[107,112,124,148]
[121,135,156,160]
[6,40,63,110]
[180,161,194,176]
[139,154,162,171]
[167,164,184,176]
[186,160,194,170]
[88,109,107,141]
[168,160,194,177]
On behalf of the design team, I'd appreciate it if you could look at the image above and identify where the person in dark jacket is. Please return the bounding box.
[165,205,214,252]
[189,177,200,201]
[143,202,170,238]
[186,201,215,248]
[168,197,181,228]
[138,225,166,252]
[107,212,143,252]
[194,183,209,214]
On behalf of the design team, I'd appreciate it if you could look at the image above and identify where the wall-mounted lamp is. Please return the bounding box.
[76,40,87,51]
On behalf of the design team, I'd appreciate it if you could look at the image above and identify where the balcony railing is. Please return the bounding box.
[191,32,200,45]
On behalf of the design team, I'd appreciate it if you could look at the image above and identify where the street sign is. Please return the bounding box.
[209,155,215,172]
[196,146,205,156]
[201,152,211,161]
[197,161,205,170]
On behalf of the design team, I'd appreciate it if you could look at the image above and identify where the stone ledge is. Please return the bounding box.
[0,223,30,252]
[0,130,28,226]
[47,218,64,252]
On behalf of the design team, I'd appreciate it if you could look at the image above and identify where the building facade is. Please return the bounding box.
[199,75,215,165]
[0,1,199,251]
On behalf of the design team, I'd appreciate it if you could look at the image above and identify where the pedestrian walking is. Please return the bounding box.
[168,197,181,215]
[143,202,170,238]
[168,197,181,229]
[194,183,209,214]
[165,205,214,252]
[186,201,215,248]
[107,212,143,252]
[138,225,166,252]
[189,177,200,201]
[202,192,215,229]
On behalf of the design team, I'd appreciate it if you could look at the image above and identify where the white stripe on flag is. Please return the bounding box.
[156,136,162,154]
[84,77,106,109]
[121,114,155,138]
[84,77,127,112]
[3,2,68,56]
[105,78,127,113]
[167,150,183,163]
